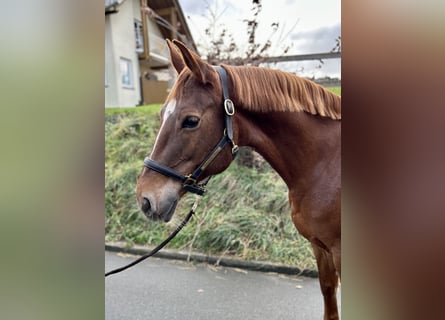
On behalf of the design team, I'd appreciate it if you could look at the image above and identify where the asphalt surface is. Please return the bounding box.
[105,251,340,319]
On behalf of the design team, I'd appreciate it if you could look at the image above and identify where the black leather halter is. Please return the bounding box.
[143,66,239,196]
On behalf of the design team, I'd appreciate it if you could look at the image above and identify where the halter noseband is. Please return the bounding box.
[143,66,239,196]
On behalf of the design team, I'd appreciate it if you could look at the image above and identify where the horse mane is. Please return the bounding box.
[222,65,341,120]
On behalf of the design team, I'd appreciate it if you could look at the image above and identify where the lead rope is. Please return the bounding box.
[105,195,203,277]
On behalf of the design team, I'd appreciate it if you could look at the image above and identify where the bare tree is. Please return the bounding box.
[198,0,295,67]
[331,35,341,53]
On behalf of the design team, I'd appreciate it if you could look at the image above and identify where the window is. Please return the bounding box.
[120,58,133,88]
[134,20,144,53]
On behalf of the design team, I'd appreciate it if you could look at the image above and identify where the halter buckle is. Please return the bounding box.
[184,174,197,185]
[182,175,206,195]
[232,144,239,156]
[224,99,235,116]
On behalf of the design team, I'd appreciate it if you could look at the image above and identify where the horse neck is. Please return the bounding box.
[235,108,340,191]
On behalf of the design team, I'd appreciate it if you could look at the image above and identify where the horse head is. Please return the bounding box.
[136,40,236,222]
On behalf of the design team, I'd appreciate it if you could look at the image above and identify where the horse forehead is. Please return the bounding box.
[162,99,177,124]
[170,94,213,113]
[168,75,221,111]
[164,99,176,118]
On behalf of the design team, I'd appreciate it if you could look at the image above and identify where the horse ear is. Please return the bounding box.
[172,39,213,84]
[166,39,185,74]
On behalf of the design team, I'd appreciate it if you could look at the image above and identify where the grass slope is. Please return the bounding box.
[328,86,341,95]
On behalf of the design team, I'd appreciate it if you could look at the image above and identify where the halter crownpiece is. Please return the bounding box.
[143,66,238,196]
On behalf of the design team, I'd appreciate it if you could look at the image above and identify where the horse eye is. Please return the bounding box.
[182,116,200,129]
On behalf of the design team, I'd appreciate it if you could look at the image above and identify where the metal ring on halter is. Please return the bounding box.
[224,99,235,115]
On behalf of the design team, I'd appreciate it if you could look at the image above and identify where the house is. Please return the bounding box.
[105,0,197,107]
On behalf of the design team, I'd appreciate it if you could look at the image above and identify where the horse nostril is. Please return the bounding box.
[141,197,151,213]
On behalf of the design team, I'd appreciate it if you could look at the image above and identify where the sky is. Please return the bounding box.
[178,0,341,78]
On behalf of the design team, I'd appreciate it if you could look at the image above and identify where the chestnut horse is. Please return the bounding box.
[136,40,341,320]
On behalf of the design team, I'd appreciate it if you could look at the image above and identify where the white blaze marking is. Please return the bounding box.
[150,99,176,157]
[163,99,177,124]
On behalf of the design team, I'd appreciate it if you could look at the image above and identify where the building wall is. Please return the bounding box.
[105,15,118,106]
[105,0,182,107]
[147,17,163,38]
[105,0,141,107]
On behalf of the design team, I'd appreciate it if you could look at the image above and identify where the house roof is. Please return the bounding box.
[146,0,197,52]
[105,0,126,11]
[105,0,197,53]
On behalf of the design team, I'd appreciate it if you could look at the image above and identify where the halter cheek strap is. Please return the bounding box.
[143,66,238,196]
[217,65,238,156]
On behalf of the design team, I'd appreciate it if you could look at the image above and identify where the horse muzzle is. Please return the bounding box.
[136,176,182,222]
[138,193,179,222]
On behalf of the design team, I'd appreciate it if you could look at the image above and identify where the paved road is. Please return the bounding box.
[105,251,340,320]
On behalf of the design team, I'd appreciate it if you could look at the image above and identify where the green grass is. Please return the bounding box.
[327,86,341,95]
[105,104,318,269]
[105,104,162,117]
